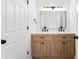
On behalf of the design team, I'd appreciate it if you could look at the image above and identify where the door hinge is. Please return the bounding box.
[27,51,29,55]
[27,26,29,30]
[27,0,29,5]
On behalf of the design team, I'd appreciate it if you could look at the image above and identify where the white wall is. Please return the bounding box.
[70,0,78,34]
[69,0,78,59]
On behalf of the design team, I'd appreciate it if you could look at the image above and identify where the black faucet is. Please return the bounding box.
[58,26,64,32]
[42,26,48,32]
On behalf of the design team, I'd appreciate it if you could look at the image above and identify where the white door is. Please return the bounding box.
[1,0,28,59]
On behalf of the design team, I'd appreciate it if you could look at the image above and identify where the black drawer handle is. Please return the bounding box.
[40,37,45,38]
[62,37,66,39]
[62,42,66,44]
[41,42,45,44]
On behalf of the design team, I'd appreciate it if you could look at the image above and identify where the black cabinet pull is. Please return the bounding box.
[41,42,45,44]
[62,37,66,39]
[40,37,45,38]
[62,42,66,44]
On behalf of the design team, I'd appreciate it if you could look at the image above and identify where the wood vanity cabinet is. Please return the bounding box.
[32,34,53,57]
[32,34,75,59]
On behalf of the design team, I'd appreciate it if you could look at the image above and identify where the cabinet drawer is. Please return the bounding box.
[32,34,52,42]
[54,34,74,41]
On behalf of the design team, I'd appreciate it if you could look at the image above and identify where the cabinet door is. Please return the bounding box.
[40,41,50,56]
[32,34,52,57]
[54,40,75,57]
[40,41,47,56]
[32,41,51,57]
[32,42,41,57]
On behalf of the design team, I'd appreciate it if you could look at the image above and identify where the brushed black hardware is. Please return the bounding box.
[62,37,66,39]
[42,26,48,32]
[27,26,29,30]
[62,42,66,44]
[41,42,45,44]
[40,37,45,38]
[27,0,29,5]
[27,51,29,55]
[1,39,6,44]
[58,26,64,32]
[74,36,78,39]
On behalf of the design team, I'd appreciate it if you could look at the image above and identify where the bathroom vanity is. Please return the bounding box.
[31,5,77,59]
[32,33,75,59]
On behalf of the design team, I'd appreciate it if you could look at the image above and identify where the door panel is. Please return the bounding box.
[15,3,26,31]
[7,43,16,59]
[1,0,7,35]
[19,7,25,30]
[15,3,21,31]
[7,0,15,32]
[15,0,27,7]
[16,39,27,59]
[1,45,6,59]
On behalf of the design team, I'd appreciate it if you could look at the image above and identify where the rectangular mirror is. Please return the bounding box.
[40,8,66,31]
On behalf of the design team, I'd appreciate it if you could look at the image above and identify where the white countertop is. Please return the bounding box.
[31,32,75,34]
